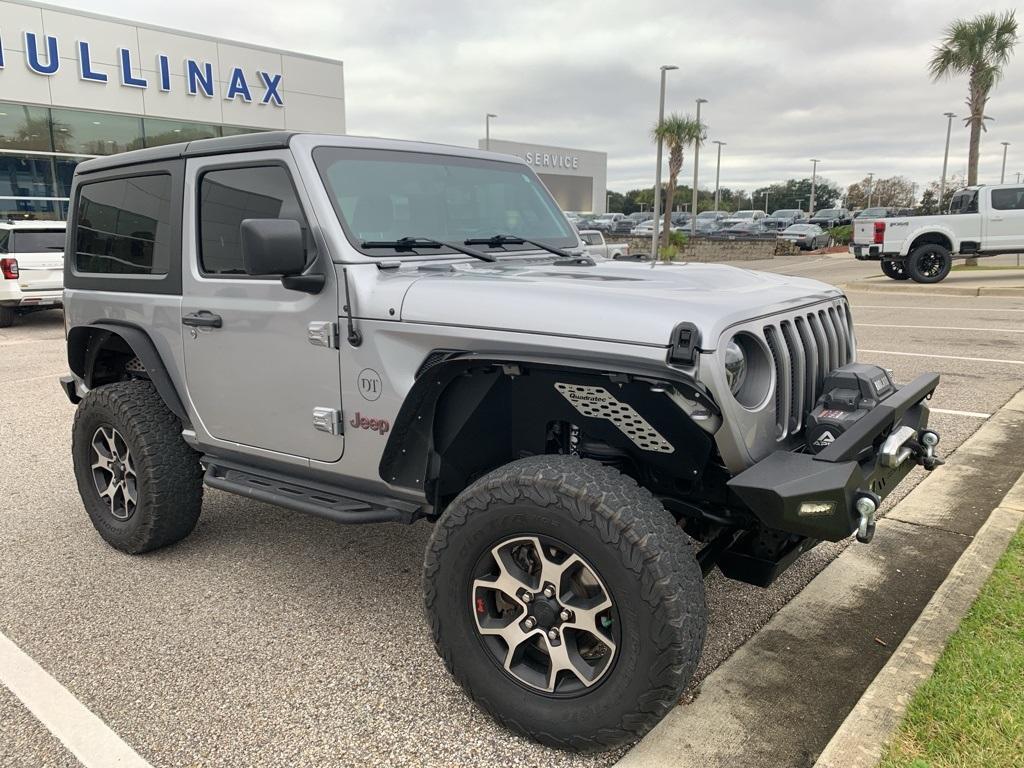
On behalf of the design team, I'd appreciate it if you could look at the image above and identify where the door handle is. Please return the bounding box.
[182,311,223,328]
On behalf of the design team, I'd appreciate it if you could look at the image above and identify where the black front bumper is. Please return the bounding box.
[727,373,939,542]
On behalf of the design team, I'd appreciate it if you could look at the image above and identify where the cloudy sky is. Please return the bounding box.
[50,0,1024,194]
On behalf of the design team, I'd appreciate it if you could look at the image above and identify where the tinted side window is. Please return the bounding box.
[198,165,311,275]
[75,175,173,274]
[949,190,978,214]
[991,188,1024,211]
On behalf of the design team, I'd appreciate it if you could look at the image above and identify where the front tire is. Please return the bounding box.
[0,306,16,327]
[881,260,910,280]
[907,244,952,283]
[72,380,203,554]
[424,456,707,751]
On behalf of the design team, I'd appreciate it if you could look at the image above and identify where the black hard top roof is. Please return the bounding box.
[74,131,299,175]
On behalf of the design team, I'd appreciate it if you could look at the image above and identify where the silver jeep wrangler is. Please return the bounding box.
[60,132,942,751]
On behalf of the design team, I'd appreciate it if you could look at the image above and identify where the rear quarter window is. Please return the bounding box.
[991,188,1024,211]
[74,174,173,275]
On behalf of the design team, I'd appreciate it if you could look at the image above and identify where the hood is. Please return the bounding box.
[399,259,842,349]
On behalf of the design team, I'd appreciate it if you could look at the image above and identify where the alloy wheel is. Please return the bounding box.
[90,426,138,521]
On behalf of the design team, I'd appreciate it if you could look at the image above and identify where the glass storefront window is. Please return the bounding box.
[220,125,262,137]
[143,118,220,148]
[0,102,53,152]
[0,153,56,198]
[49,108,144,155]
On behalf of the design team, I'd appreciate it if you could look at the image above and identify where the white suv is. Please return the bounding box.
[0,221,67,327]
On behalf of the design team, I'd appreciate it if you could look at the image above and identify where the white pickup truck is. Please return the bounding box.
[578,229,630,259]
[851,184,1024,283]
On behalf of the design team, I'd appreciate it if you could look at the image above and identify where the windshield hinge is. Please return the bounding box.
[308,321,339,349]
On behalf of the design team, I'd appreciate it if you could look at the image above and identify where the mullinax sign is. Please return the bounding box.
[0,30,284,106]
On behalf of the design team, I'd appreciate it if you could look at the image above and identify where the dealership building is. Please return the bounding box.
[0,0,345,219]
[479,138,607,214]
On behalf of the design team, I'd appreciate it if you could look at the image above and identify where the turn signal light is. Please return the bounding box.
[873,221,885,244]
[0,257,19,279]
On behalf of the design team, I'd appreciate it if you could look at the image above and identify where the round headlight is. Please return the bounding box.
[724,340,747,394]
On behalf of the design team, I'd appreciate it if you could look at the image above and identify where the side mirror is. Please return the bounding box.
[240,219,324,294]
[240,218,306,276]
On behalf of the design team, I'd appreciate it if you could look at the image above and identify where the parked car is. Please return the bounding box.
[58,130,943,750]
[590,213,626,232]
[0,220,67,327]
[808,208,851,228]
[670,212,692,227]
[611,217,635,234]
[630,219,656,236]
[851,184,1024,283]
[764,209,806,231]
[720,209,767,227]
[712,221,774,238]
[693,211,729,234]
[779,223,829,250]
[578,229,630,259]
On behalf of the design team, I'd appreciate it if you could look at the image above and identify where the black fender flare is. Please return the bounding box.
[67,321,191,427]
[379,351,718,494]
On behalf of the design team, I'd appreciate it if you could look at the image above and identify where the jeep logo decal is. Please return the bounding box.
[350,412,390,436]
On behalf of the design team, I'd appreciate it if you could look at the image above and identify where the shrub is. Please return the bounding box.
[668,230,688,248]
[829,225,852,245]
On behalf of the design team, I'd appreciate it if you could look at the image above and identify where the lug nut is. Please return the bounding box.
[547,629,559,641]
[523,617,536,629]
[543,585,555,599]
[559,609,571,622]
[521,592,532,603]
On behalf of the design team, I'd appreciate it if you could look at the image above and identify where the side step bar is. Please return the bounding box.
[203,459,423,525]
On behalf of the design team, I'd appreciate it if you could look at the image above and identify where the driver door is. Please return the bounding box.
[180,152,343,463]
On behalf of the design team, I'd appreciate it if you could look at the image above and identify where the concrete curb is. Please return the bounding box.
[813,486,1024,768]
[840,280,1024,297]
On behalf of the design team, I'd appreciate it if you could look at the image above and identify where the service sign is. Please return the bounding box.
[0,29,285,106]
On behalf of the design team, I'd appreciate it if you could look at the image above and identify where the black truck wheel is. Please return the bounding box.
[881,260,910,280]
[907,244,952,283]
[423,455,707,751]
[72,380,203,554]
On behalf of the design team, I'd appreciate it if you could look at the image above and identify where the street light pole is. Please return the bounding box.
[1000,142,1010,184]
[485,113,497,151]
[866,172,875,208]
[712,140,725,212]
[809,158,819,215]
[939,112,955,205]
[690,98,707,238]
[651,65,677,262]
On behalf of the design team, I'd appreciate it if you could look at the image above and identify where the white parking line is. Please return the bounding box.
[859,349,1024,366]
[0,631,153,768]
[851,304,1024,312]
[930,408,992,419]
[857,323,1024,334]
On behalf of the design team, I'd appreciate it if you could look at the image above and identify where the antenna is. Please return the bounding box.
[341,267,362,347]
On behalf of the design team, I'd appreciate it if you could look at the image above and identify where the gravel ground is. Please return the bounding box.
[2,268,1022,767]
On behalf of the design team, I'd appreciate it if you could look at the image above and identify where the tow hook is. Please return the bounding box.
[880,427,945,472]
[855,493,880,544]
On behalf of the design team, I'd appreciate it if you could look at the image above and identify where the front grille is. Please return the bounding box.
[764,301,855,440]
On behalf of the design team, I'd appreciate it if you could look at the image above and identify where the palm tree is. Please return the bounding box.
[652,113,706,249]
[929,10,1018,185]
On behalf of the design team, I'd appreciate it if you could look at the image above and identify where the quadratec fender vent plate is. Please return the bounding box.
[555,383,674,454]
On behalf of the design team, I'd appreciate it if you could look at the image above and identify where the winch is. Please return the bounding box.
[805,363,897,453]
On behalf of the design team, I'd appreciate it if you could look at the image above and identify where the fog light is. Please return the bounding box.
[798,501,836,517]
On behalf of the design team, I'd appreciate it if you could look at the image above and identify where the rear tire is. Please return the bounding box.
[0,306,16,327]
[881,260,910,280]
[907,244,952,283]
[424,455,707,751]
[72,380,203,554]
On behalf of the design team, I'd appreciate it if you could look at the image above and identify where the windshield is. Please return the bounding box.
[784,225,813,233]
[696,211,719,220]
[9,230,66,254]
[732,210,755,219]
[856,208,887,218]
[313,147,576,255]
[771,210,799,218]
[814,209,838,217]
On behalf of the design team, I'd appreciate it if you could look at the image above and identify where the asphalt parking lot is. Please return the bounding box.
[2,254,1023,768]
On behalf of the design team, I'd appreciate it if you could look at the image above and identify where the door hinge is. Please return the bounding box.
[312,407,343,435]
[308,321,338,349]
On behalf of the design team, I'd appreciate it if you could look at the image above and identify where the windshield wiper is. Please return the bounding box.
[464,234,572,258]
[361,236,496,263]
